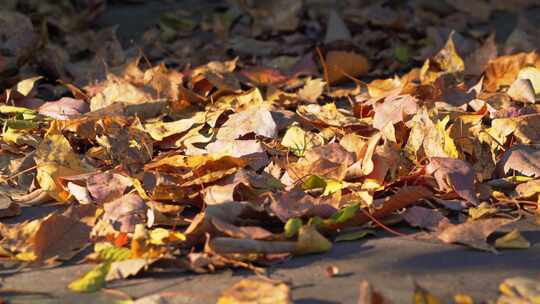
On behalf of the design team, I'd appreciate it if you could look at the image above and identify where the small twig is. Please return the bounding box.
[1,164,39,184]
[359,208,408,237]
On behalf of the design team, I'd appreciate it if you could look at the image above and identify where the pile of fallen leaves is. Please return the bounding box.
[0,0,539,297]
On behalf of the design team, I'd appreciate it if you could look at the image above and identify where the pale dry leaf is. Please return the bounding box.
[498,145,540,177]
[437,218,513,252]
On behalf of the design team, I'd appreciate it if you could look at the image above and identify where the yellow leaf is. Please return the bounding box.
[414,284,443,304]
[35,121,92,201]
[420,32,464,84]
[281,125,324,157]
[15,76,43,96]
[217,279,291,304]
[148,228,186,245]
[68,262,110,293]
[453,294,474,304]
[367,77,403,99]
[495,229,531,249]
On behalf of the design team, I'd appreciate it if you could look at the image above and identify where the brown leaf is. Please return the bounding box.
[103,193,147,233]
[437,218,513,252]
[343,186,432,228]
[32,213,91,262]
[268,187,337,222]
[484,52,540,92]
[403,206,448,231]
[426,157,479,205]
[86,171,133,203]
[326,51,370,84]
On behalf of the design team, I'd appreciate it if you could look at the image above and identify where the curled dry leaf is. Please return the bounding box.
[498,145,540,177]
[507,78,536,104]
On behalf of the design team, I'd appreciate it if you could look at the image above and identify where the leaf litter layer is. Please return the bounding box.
[0,0,539,301]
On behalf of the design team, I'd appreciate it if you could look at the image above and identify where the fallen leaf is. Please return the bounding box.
[437,218,513,252]
[217,279,290,304]
[464,34,497,76]
[326,51,370,84]
[281,125,324,157]
[420,31,464,84]
[498,145,540,177]
[298,103,370,127]
[517,66,540,94]
[426,157,479,205]
[105,258,150,281]
[484,52,540,92]
[507,78,536,104]
[298,78,326,103]
[468,202,499,220]
[31,213,91,263]
[294,225,332,255]
[216,106,278,140]
[38,97,90,120]
[373,94,417,130]
[35,121,92,201]
[103,193,147,233]
[515,179,540,198]
[494,229,531,249]
[90,75,151,111]
[403,206,448,231]
[69,262,110,293]
[498,277,540,303]
[284,218,302,239]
